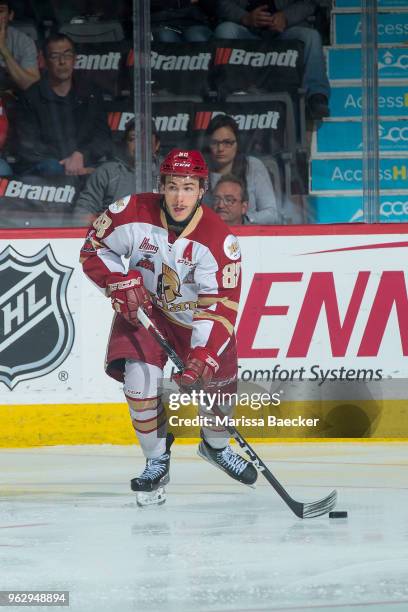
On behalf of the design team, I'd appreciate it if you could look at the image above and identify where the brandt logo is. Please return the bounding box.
[214,47,299,68]
[0,245,75,389]
[194,110,279,131]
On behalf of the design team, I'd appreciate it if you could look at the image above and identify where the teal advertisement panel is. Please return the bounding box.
[311,158,408,191]
[309,193,408,223]
[333,12,408,45]
[330,84,408,118]
[314,120,408,155]
[327,48,408,81]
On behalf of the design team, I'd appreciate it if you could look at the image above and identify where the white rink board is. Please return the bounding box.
[2,227,408,405]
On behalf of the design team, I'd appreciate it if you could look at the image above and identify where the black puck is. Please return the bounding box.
[329,511,348,518]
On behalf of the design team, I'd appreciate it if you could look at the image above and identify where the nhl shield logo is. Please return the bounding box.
[0,244,75,389]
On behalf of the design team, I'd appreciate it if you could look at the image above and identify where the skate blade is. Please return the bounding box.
[136,486,166,507]
[197,447,257,489]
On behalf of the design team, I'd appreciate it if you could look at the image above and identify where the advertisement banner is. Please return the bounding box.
[190,100,287,156]
[311,158,408,191]
[2,227,408,443]
[209,40,304,97]
[333,11,408,46]
[108,99,287,157]
[327,48,408,81]
[330,83,408,118]
[73,41,125,96]
[1,227,408,398]
[312,119,408,156]
[308,192,408,223]
[0,177,79,228]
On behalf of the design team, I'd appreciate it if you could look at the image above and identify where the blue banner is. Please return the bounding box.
[333,12,408,45]
[311,158,408,192]
[327,48,408,81]
[314,120,408,154]
[330,84,408,118]
[309,193,408,223]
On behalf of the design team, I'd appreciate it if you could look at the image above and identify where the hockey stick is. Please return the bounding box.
[137,307,337,519]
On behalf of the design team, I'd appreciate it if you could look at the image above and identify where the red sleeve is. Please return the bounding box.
[80,194,136,291]
[192,233,241,356]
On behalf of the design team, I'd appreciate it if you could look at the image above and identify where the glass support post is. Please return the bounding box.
[132,0,152,193]
[361,0,380,223]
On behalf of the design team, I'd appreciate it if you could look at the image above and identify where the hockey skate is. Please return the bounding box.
[197,434,258,487]
[131,433,174,507]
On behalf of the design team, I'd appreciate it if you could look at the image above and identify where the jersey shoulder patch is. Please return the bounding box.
[109,194,131,214]
[223,234,241,261]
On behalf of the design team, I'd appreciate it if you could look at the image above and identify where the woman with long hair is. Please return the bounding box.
[204,114,278,224]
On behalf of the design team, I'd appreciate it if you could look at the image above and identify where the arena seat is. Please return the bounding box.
[59,20,124,43]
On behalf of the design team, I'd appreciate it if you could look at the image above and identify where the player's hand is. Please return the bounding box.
[242,5,275,29]
[174,347,219,390]
[269,11,287,32]
[106,270,152,325]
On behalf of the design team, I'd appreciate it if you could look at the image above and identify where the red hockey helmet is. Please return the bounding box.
[160,149,208,183]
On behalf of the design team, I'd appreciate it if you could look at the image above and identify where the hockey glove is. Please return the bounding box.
[106,270,152,325]
[174,347,219,390]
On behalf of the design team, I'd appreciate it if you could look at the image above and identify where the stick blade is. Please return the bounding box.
[301,489,338,519]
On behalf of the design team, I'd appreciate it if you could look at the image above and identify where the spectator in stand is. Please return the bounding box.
[15,33,112,176]
[151,0,217,42]
[74,119,161,221]
[204,114,278,224]
[212,174,249,225]
[0,0,39,92]
[214,0,330,120]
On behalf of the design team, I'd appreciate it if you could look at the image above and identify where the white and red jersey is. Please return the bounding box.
[80,193,241,357]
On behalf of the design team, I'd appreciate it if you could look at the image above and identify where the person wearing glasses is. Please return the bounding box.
[212,174,249,225]
[204,113,278,224]
[15,33,112,176]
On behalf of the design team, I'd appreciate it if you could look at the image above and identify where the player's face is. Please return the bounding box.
[162,175,204,222]
[208,126,237,170]
[213,181,248,225]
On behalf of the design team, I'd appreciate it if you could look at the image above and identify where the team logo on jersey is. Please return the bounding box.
[136,255,155,274]
[0,245,75,390]
[109,195,130,214]
[224,235,241,261]
[157,263,181,303]
[139,236,159,254]
[177,241,195,266]
[81,228,101,254]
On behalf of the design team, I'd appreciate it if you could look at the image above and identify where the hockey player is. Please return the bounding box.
[80,148,257,505]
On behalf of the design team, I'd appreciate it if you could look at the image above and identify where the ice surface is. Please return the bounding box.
[0,442,407,612]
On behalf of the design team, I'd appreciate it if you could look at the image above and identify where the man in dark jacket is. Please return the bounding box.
[16,32,112,176]
[215,0,330,119]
